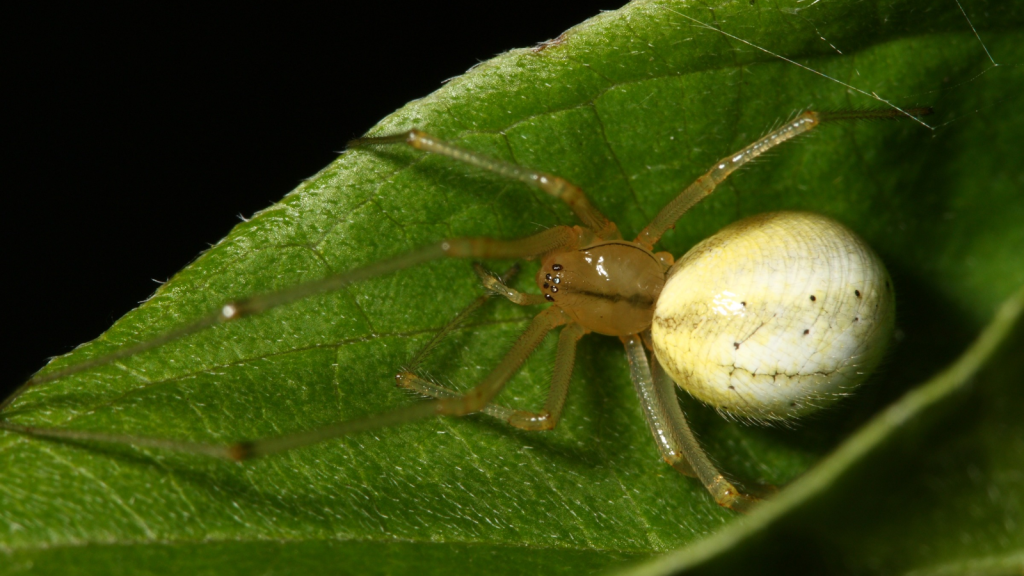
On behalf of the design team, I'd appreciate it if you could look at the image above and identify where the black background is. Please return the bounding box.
[5,4,624,398]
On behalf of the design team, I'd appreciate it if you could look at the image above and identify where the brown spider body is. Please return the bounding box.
[537,237,666,337]
[0,109,919,513]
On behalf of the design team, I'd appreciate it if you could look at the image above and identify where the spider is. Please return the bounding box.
[0,107,925,513]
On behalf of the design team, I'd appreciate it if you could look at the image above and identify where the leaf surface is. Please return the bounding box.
[2,1,1023,575]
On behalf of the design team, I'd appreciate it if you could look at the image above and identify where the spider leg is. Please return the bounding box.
[401,261,584,431]
[399,322,587,431]
[240,305,572,458]
[349,130,620,240]
[402,264,524,374]
[395,373,519,422]
[473,263,548,306]
[634,108,933,249]
[0,306,572,461]
[1,226,584,412]
[395,261,533,419]
[621,333,759,513]
[634,112,821,250]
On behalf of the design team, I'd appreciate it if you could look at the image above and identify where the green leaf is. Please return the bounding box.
[2,1,1023,575]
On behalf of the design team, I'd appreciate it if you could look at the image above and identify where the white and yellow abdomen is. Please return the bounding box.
[651,212,894,421]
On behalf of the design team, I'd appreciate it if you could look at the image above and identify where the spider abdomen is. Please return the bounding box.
[651,212,895,421]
